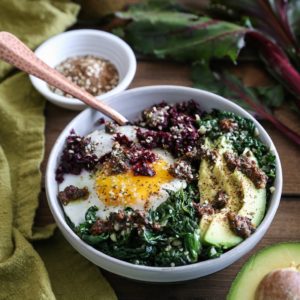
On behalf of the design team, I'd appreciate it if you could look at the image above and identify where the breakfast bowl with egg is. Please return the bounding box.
[46,86,282,282]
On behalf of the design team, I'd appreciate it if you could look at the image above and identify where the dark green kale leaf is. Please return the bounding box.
[149,185,201,265]
[74,186,202,267]
[77,206,98,235]
[75,206,110,245]
[200,246,223,259]
[81,233,109,246]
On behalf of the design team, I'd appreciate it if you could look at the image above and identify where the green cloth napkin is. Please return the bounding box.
[0,1,117,299]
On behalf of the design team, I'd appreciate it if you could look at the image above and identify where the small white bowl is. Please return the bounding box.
[30,29,136,110]
[46,86,282,282]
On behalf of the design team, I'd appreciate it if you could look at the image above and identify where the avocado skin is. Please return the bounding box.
[227,242,300,300]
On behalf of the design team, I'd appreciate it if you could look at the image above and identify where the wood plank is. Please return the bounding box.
[42,60,300,195]
[101,198,300,300]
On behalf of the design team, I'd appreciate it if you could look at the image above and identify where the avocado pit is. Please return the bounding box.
[255,267,300,300]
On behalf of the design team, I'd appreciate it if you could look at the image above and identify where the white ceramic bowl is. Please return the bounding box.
[46,86,282,282]
[30,29,136,110]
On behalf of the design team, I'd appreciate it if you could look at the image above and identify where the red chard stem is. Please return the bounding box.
[247,31,300,110]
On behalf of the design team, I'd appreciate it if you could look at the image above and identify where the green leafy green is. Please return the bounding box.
[209,0,300,67]
[115,5,247,63]
[192,62,300,145]
[184,231,201,262]
[82,233,109,246]
[196,109,276,182]
[76,206,98,235]
[200,246,223,259]
[288,0,300,48]
[74,186,206,266]
[192,62,284,110]
[191,63,250,109]
[253,85,284,108]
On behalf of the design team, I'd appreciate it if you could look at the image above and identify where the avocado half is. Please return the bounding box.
[227,242,300,300]
[198,137,266,249]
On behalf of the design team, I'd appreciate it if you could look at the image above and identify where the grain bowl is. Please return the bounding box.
[46,86,282,282]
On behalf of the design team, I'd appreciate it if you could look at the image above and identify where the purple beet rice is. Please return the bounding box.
[56,100,202,182]
[55,130,99,183]
[136,100,201,157]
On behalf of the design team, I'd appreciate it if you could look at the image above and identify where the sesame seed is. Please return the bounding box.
[49,55,119,97]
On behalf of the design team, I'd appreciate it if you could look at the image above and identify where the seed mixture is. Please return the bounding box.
[50,55,119,97]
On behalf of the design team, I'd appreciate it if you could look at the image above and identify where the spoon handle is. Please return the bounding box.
[0,31,128,125]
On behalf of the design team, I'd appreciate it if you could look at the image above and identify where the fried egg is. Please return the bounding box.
[59,125,187,226]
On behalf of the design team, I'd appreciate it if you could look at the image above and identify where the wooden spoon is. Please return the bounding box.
[0,31,128,125]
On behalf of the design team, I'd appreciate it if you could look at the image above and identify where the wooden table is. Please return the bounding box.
[37,60,300,300]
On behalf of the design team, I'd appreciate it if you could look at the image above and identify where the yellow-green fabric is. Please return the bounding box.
[0,1,117,299]
[35,230,116,300]
[0,0,80,79]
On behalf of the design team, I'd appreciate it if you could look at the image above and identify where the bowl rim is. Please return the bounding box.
[46,85,282,273]
[29,29,137,107]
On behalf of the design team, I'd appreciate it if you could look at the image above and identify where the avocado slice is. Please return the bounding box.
[198,138,266,248]
[228,242,300,300]
[199,214,212,243]
[203,212,242,248]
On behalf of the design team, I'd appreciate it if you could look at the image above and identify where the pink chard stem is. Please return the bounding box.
[247,31,300,110]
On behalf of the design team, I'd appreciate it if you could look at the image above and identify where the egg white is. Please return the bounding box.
[87,125,139,158]
[59,126,187,227]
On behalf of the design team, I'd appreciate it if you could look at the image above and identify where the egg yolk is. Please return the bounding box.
[95,159,174,207]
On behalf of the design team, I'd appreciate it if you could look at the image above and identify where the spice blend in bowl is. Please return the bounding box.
[50,55,119,97]
[30,29,136,110]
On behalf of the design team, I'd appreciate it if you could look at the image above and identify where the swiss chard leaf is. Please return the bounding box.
[82,233,109,246]
[192,62,284,110]
[191,62,250,109]
[192,61,300,145]
[209,0,300,67]
[253,85,284,108]
[115,6,248,63]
